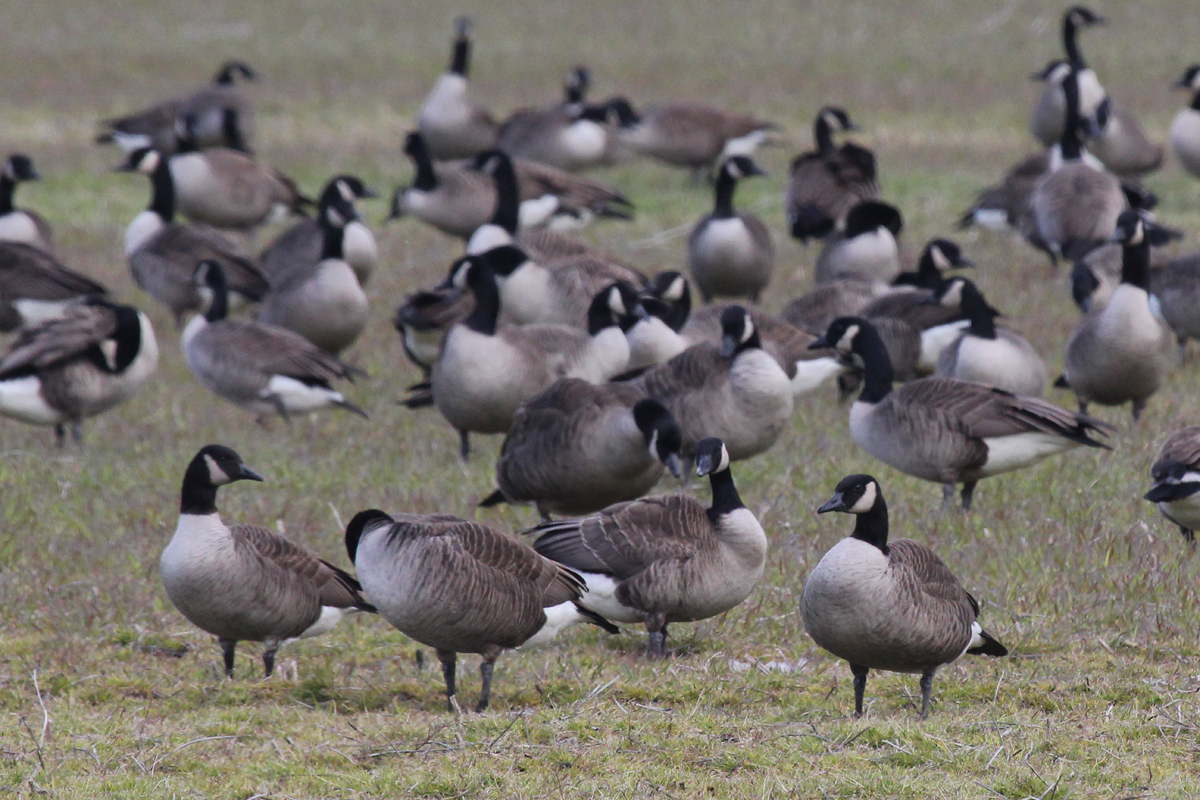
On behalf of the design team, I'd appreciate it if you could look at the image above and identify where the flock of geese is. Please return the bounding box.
[7,6,1200,717]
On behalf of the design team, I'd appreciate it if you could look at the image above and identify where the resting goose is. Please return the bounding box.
[0,243,108,332]
[935,280,1047,397]
[0,154,53,251]
[814,201,903,285]
[496,67,620,172]
[1170,65,1200,179]
[161,445,375,678]
[260,175,378,286]
[1029,7,1107,147]
[0,298,158,444]
[688,155,774,303]
[1145,427,1200,545]
[810,317,1112,510]
[530,437,766,658]
[182,261,367,421]
[345,508,616,712]
[482,379,683,519]
[786,107,878,242]
[803,474,1007,718]
[416,17,499,160]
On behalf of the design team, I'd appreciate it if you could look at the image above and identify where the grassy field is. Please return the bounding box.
[3,1,1200,797]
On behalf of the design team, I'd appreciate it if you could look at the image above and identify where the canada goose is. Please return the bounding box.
[1029,8,1107,147]
[958,151,1049,235]
[786,107,878,242]
[530,437,766,658]
[781,278,892,336]
[934,280,1047,396]
[119,147,268,327]
[1087,95,1164,180]
[868,276,971,376]
[1067,220,1181,314]
[416,17,500,160]
[688,155,774,303]
[0,243,108,332]
[625,271,693,370]
[1030,65,1125,264]
[814,201,903,285]
[482,379,683,519]
[393,286,473,379]
[1061,210,1174,420]
[496,67,621,172]
[0,154,53,251]
[1149,251,1200,351]
[1170,65,1200,179]
[1144,427,1200,544]
[345,508,617,712]
[628,306,794,461]
[605,97,777,180]
[0,298,158,444]
[809,317,1111,510]
[182,261,367,421]
[890,238,973,289]
[257,184,369,356]
[161,445,374,678]
[96,60,257,154]
[430,250,636,459]
[803,474,1008,718]
[260,175,378,286]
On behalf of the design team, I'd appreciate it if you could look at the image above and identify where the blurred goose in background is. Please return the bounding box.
[497,67,623,172]
[814,201,903,285]
[119,147,268,327]
[182,261,367,422]
[1087,93,1163,180]
[803,474,1007,718]
[260,175,378,286]
[786,106,878,242]
[530,437,766,659]
[417,17,500,159]
[688,155,774,303]
[1170,65,1200,179]
[934,280,1047,396]
[811,317,1112,510]
[161,445,375,679]
[345,508,616,712]
[1029,7,1107,147]
[1145,427,1200,545]
[0,298,157,444]
[1061,210,1173,420]
[958,151,1049,236]
[0,154,53,251]
[0,243,108,332]
[482,379,683,519]
[393,286,472,380]
[96,60,257,155]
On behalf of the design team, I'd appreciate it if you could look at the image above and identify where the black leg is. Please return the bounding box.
[219,638,236,678]
[271,395,292,425]
[476,658,496,713]
[262,641,280,678]
[941,484,955,510]
[1182,526,1196,546]
[645,614,668,658]
[1132,399,1145,422]
[458,430,470,461]
[71,421,84,446]
[537,504,552,523]
[54,424,66,447]
[960,482,977,512]
[850,664,869,717]
[437,649,460,713]
[1077,399,1089,415]
[918,669,935,719]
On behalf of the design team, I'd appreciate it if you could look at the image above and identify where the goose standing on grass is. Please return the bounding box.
[935,280,1047,396]
[0,243,108,332]
[814,201,903,285]
[1062,210,1173,420]
[688,155,773,303]
[260,175,378,286]
[119,147,268,327]
[345,508,617,712]
[182,261,367,422]
[810,317,1112,510]
[0,154,52,250]
[417,17,499,160]
[803,474,1008,718]
[1170,65,1200,179]
[1029,7,1107,147]
[786,106,878,242]
[1145,427,1200,545]
[530,437,766,659]
[481,379,684,520]
[162,445,375,679]
[0,298,157,444]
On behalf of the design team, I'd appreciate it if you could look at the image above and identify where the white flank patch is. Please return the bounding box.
[519,601,584,649]
[577,572,643,624]
[918,320,971,372]
[0,213,40,245]
[791,356,845,395]
[124,209,165,255]
[263,375,343,414]
[298,606,349,639]
[981,431,1076,476]
[0,376,63,425]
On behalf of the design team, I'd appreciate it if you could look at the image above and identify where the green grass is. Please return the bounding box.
[3,1,1200,797]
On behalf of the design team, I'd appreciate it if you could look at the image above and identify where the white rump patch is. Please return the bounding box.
[298,606,349,639]
[0,376,63,425]
[981,431,1077,476]
[577,572,643,624]
[263,374,345,414]
[519,601,584,649]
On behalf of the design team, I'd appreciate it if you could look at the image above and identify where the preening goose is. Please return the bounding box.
[482,379,683,519]
[497,67,620,172]
[416,17,500,160]
[1170,65,1200,179]
[161,445,375,678]
[0,154,53,251]
[119,147,268,327]
[934,280,1047,396]
[96,60,257,154]
[530,437,767,658]
[1062,210,1173,420]
[688,155,774,303]
[958,151,1049,235]
[345,508,617,712]
[1144,427,1200,544]
[781,278,893,337]
[814,201,903,285]
[0,243,108,333]
[393,285,472,379]
[810,317,1112,510]
[182,261,367,421]
[1029,8,1107,147]
[0,298,158,444]
[624,271,693,370]
[260,175,378,286]
[786,107,878,242]
[803,474,1007,718]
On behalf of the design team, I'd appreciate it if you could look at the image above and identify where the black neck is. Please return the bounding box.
[408,136,438,191]
[223,110,250,154]
[0,175,14,214]
[110,306,142,371]
[180,460,219,515]
[1059,72,1085,161]
[962,287,997,339]
[914,249,941,285]
[706,467,744,522]
[1063,17,1086,67]
[850,499,889,553]
[321,217,346,260]
[586,293,615,336]
[489,158,520,234]
[814,115,834,155]
[853,323,895,404]
[1191,90,1200,112]
[149,156,176,221]
[204,268,229,323]
[1120,234,1151,289]
[463,267,500,335]
[450,37,470,76]
[712,169,738,219]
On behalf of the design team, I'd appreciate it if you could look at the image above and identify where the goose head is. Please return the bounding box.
[817,473,882,515]
[114,147,163,175]
[1145,464,1200,504]
[695,437,731,477]
[843,201,903,238]
[214,60,256,85]
[719,306,761,358]
[4,154,39,182]
[1176,65,1200,92]
[633,399,683,479]
[720,155,767,181]
[819,106,858,133]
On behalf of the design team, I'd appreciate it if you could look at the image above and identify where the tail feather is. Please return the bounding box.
[335,399,370,419]
[967,629,1008,658]
[478,489,507,508]
[574,602,619,634]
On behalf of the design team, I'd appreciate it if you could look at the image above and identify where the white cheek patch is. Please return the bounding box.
[647,429,659,458]
[663,277,685,302]
[1171,470,1200,485]
[837,324,860,352]
[451,264,470,290]
[204,454,230,485]
[849,481,877,513]
[1128,222,1144,246]
[141,151,161,173]
[2,161,13,180]
[740,315,755,344]
[930,246,951,271]
[609,287,627,316]
[99,340,119,371]
[716,443,731,473]
[337,180,356,202]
